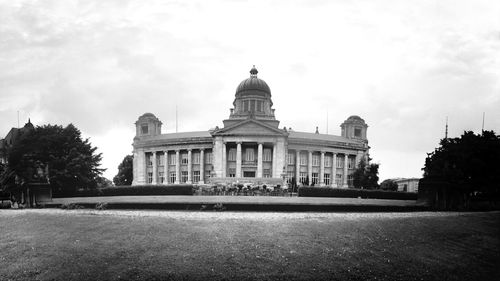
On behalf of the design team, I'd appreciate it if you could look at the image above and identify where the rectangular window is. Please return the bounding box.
[300,153,307,165]
[348,157,356,169]
[312,173,319,185]
[250,100,255,111]
[181,171,188,183]
[147,172,153,183]
[287,152,295,165]
[299,172,308,184]
[354,128,362,137]
[147,154,153,167]
[169,154,176,165]
[245,148,255,162]
[243,100,249,112]
[205,152,213,164]
[312,154,320,166]
[193,152,200,164]
[286,171,295,183]
[141,124,148,134]
[158,154,164,166]
[348,174,354,187]
[324,173,330,185]
[257,100,263,112]
[263,169,271,178]
[325,155,331,167]
[193,171,200,183]
[336,156,344,168]
[169,172,176,183]
[159,172,165,183]
[336,174,343,186]
[181,153,189,164]
[228,168,236,178]
[263,149,272,162]
[228,149,236,161]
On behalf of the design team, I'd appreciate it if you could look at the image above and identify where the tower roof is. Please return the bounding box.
[235,66,271,97]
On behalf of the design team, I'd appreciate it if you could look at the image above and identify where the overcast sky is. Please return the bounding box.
[1,0,499,182]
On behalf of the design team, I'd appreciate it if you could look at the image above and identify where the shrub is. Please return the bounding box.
[54,184,193,197]
[60,203,84,210]
[298,187,417,200]
[95,202,108,210]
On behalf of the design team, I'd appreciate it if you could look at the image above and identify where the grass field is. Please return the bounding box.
[0,210,499,281]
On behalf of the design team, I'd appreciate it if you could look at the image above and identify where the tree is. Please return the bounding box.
[380,179,398,191]
[423,130,500,196]
[5,124,104,196]
[352,158,380,189]
[113,155,133,186]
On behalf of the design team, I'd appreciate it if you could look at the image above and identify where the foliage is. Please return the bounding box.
[113,155,133,186]
[96,176,113,188]
[298,187,417,200]
[4,124,104,196]
[380,179,399,191]
[422,130,500,196]
[53,184,193,198]
[352,158,380,189]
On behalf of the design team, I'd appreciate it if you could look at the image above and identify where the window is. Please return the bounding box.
[158,154,164,166]
[228,168,236,177]
[228,149,236,161]
[205,152,212,164]
[141,124,148,134]
[354,128,362,137]
[193,171,200,183]
[324,173,330,185]
[348,157,356,169]
[263,169,271,178]
[287,152,295,165]
[312,154,320,166]
[243,100,249,112]
[159,172,165,183]
[299,172,308,185]
[181,171,188,183]
[263,149,272,162]
[193,152,200,164]
[312,173,319,185]
[181,153,189,164]
[286,171,295,183]
[336,174,343,186]
[300,153,307,165]
[348,175,354,187]
[147,172,153,183]
[250,100,255,111]
[336,156,344,168]
[169,172,176,183]
[146,154,153,167]
[169,154,176,165]
[325,155,331,167]
[257,100,263,112]
[245,148,254,161]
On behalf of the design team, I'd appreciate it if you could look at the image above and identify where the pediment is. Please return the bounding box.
[212,119,288,136]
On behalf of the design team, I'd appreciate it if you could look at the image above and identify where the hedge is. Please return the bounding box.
[54,185,193,198]
[298,187,418,200]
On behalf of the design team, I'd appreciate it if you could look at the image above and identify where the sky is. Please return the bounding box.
[1,0,499,182]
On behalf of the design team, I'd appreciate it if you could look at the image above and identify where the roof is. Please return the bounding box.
[288,131,362,144]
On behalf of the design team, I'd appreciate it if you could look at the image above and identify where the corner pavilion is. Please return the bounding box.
[132,67,370,188]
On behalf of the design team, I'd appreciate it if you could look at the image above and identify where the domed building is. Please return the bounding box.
[132,66,370,188]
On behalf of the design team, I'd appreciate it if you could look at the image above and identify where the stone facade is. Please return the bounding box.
[132,67,370,188]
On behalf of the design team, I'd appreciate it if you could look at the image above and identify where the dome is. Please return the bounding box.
[235,66,271,97]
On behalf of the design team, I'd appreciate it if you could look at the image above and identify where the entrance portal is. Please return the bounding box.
[243,171,256,178]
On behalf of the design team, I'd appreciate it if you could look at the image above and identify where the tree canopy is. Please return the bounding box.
[4,124,104,196]
[113,155,133,186]
[380,179,398,191]
[422,130,500,195]
[352,158,379,189]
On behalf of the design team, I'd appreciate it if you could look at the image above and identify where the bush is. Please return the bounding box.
[60,203,84,209]
[54,185,194,198]
[95,202,108,210]
[298,187,417,200]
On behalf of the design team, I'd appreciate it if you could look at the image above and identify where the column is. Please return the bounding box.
[187,149,192,184]
[199,149,205,184]
[272,143,277,177]
[175,150,180,184]
[257,143,263,178]
[320,151,325,186]
[343,154,349,188]
[332,153,337,188]
[236,142,242,178]
[163,151,168,184]
[308,151,313,186]
[152,151,157,185]
[222,142,227,177]
[295,150,300,184]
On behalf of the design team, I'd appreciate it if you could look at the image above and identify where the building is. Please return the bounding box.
[392,178,420,193]
[132,66,370,188]
[0,119,34,164]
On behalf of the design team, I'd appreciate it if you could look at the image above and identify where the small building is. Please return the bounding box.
[392,178,420,193]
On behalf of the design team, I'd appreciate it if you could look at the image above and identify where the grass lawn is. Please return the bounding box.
[0,210,499,281]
